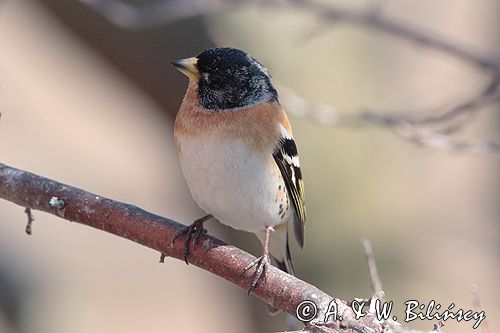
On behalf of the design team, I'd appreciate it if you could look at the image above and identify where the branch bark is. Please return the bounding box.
[1,162,401,333]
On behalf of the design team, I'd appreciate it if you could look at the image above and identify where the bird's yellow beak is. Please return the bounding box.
[172,57,199,81]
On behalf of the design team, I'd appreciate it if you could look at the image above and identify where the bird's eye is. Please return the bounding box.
[210,75,224,87]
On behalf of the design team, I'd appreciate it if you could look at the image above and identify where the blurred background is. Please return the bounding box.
[0,0,499,332]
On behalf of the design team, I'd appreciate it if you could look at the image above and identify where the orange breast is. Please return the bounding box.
[175,81,292,155]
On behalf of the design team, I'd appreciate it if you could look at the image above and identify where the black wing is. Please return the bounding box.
[273,137,306,248]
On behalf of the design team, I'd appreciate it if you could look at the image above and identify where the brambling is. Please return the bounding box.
[172,48,306,292]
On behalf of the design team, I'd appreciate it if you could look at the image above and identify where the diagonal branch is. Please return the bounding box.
[362,239,383,299]
[283,0,500,74]
[279,83,500,155]
[76,0,227,28]
[1,162,400,333]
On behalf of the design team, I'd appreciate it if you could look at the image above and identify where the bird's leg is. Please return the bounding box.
[241,227,272,293]
[172,214,212,265]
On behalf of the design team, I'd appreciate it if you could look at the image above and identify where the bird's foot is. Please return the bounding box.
[172,214,211,265]
[241,253,271,293]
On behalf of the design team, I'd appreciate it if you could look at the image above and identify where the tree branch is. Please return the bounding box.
[279,83,500,155]
[24,207,34,235]
[282,0,500,73]
[2,162,406,333]
[272,0,500,156]
[362,239,383,300]
[76,0,227,28]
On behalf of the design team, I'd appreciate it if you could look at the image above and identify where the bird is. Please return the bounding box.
[171,47,306,292]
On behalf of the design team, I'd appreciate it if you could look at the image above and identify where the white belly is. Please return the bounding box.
[177,136,290,233]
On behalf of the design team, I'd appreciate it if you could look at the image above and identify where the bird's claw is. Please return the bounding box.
[241,254,271,293]
[172,219,207,265]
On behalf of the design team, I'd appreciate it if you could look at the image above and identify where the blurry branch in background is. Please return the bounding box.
[273,0,500,154]
[278,78,500,155]
[282,0,500,73]
[80,0,500,155]
[76,0,226,28]
[362,239,384,302]
[1,163,437,333]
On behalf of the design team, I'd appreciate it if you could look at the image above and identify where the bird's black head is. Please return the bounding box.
[173,48,278,110]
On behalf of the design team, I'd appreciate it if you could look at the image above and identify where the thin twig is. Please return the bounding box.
[362,239,383,298]
[359,74,500,129]
[393,124,500,155]
[362,238,386,324]
[408,75,500,127]
[24,207,34,235]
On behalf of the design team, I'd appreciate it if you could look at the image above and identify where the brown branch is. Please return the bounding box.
[2,162,401,333]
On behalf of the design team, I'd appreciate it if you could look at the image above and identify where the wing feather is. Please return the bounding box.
[273,137,306,247]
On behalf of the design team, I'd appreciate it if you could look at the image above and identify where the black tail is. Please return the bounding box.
[274,233,295,276]
[268,233,294,316]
